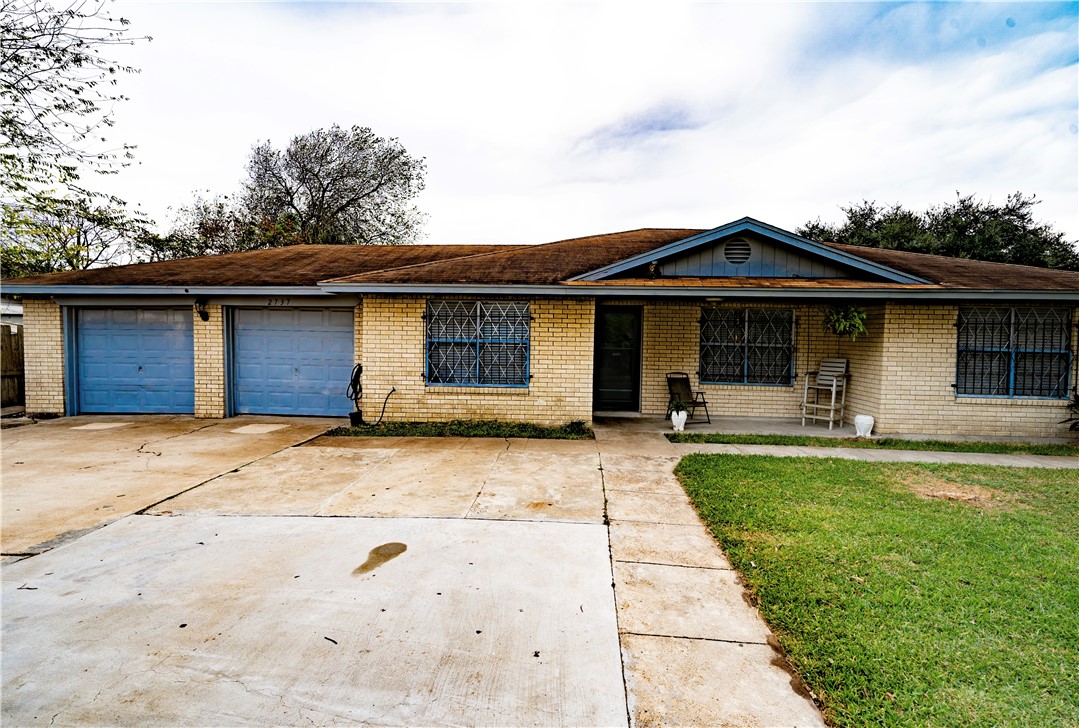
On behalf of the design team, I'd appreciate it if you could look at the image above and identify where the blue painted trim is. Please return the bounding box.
[62,306,79,415]
[699,381,794,388]
[566,217,932,284]
[318,283,1079,301]
[223,306,235,418]
[699,306,796,387]
[954,305,1073,398]
[955,394,1071,401]
[425,382,530,389]
[423,300,531,388]
[4,285,332,296]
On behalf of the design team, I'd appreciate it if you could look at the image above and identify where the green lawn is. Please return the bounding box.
[676,454,1079,727]
[326,419,593,439]
[667,432,1079,457]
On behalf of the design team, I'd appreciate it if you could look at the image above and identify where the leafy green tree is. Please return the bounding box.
[243,124,426,246]
[1,0,152,277]
[136,125,427,260]
[798,193,1079,271]
[1,0,149,193]
[1,191,150,276]
[133,193,303,262]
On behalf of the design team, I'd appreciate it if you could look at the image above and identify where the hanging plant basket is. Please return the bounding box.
[821,305,869,341]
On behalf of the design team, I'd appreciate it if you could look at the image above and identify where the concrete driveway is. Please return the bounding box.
[2,417,822,727]
[1,415,340,556]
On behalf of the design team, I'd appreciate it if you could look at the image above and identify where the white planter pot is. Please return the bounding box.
[854,414,874,437]
[671,411,688,432]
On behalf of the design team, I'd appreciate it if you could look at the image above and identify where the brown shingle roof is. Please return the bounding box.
[4,228,1077,292]
[5,244,521,287]
[824,243,1079,290]
[323,229,706,285]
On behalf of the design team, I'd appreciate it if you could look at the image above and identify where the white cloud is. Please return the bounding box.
[99,1,1078,246]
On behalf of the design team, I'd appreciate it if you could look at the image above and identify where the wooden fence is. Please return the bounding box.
[1,325,25,408]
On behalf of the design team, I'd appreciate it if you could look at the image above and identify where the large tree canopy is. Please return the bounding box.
[138,124,428,259]
[244,124,426,246]
[133,192,302,262]
[798,193,1079,271]
[1,0,151,277]
[1,0,148,193]
[1,191,148,276]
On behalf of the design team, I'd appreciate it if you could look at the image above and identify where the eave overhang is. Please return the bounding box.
[1,285,333,296]
[569,217,933,285]
[316,282,1079,302]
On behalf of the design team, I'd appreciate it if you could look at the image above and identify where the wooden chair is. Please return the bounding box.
[666,372,711,424]
[802,359,849,430]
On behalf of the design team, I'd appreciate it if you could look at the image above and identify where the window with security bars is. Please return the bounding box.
[956,307,1072,398]
[426,300,530,386]
[700,308,794,385]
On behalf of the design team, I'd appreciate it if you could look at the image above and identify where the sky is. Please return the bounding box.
[99,0,1079,246]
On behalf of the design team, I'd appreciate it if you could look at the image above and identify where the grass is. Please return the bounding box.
[325,419,594,439]
[676,454,1079,727]
[667,432,1079,457]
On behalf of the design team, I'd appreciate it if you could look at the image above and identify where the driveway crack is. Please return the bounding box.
[462,438,510,519]
[137,424,217,459]
[597,447,633,728]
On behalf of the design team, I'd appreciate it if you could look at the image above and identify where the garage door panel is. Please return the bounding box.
[232,308,353,417]
[77,308,194,414]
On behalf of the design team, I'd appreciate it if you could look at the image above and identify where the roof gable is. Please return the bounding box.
[571,217,931,285]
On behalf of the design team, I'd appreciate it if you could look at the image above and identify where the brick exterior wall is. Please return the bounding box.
[634,301,836,418]
[354,300,363,367]
[359,296,594,425]
[835,305,885,423]
[16,294,1076,439]
[22,298,66,416]
[871,304,1077,438]
[631,300,1075,439]
[193,304,226,418]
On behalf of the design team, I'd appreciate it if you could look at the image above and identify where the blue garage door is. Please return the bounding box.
[232,308,354,416]
[77,308,195,414]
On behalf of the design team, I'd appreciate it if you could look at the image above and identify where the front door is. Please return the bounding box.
[593,306,642,411]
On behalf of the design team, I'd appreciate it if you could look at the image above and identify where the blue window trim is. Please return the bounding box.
[699,307,795,386]
[424,300,531,388]
[955,306,1073,400]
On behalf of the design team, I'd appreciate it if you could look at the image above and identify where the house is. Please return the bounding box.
[4,217,1078,438]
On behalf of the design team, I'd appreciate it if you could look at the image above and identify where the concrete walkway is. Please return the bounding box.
[592,415,1076,726]
[593,422,825,728]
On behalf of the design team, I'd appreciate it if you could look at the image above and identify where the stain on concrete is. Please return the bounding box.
[353,542,407,575]
[13,524,105,557]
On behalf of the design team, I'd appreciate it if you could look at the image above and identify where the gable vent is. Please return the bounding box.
[723,238,752,265]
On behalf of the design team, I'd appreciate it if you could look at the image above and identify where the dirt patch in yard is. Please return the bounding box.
[900,473,1016,510]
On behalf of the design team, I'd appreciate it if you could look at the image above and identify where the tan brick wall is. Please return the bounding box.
[22,298,66,415]
[835,305,885,422]
[873,304,1077,438]
[360,296,594,425]
[193,304,226,418]
[633,300,1075,438]
[353,301,363,365]
[635,301,838,418]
